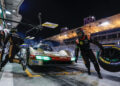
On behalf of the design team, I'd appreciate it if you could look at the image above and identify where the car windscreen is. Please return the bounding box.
[39,45,53,51]
[33,45,53,51]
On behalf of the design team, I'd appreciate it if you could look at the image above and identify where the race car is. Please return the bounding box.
[25,44,75,66]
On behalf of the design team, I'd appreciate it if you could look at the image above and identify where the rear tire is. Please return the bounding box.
[98,47,120,72]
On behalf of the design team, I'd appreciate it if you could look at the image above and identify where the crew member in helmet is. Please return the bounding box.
[0,28,25,71]
[75,28,103,79]
[0,29,9,46]
[0,29,9,61]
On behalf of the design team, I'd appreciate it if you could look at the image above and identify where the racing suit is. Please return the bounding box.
[0,29,9,62]
[75,35,103,78]
[0,30,4,62]
[0,32,25,71]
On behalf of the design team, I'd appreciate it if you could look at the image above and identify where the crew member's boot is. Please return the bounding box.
[88,68,91,75]
[20,58,26,71]
[75,58,78,63]
[0,63,2,71]
[97,71,103,79]
[0,67,2,71]
[22,62,26,71]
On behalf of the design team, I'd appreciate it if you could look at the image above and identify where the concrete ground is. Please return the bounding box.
[0,59,120,86]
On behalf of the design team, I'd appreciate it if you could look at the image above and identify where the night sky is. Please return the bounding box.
[17,0,120,39]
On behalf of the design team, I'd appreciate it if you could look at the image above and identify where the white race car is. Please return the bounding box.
[25,44,75,66]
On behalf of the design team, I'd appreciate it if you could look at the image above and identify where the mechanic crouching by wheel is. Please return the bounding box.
[75,28,104,79]
[0,28,26,71]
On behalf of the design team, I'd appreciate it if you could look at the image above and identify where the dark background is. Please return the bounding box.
[17,0,120,38]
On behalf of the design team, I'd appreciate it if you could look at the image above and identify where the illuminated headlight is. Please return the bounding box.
[71,57,76,61]
[36,56,51,61]
[36,56,43,60]
[43,56,51,61]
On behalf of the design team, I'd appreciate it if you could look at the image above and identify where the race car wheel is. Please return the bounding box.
[98,47,120,72]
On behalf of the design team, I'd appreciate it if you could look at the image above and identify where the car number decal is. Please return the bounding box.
[32,60,39,64]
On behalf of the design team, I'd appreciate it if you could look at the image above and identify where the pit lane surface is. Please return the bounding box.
[0,60,120,86]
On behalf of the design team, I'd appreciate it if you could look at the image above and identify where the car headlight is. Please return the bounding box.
[43,56,51,61]
[36,56,51,61]
[71,57,76,61]
[36,56,43,60]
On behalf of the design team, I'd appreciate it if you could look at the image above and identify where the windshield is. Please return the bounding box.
[33,44,53,51]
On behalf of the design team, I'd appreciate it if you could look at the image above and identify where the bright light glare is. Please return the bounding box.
[36,56,43,60]
[7,23,11,25]
[71,57,76,61]
[0,9,2,13]
[26,36,35,39]
[31,37,35,39]
[91,16,95,19]
[5,10,11,15]
[12,10,16,12]
[3,22,5,25]
[99,21,110,26]
[0,26,2,30]
[43,57,51,60]
[36,56,51,61]
[64,34,67,37]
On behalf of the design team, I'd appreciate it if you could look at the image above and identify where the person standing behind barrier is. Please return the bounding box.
[75,28,104,79]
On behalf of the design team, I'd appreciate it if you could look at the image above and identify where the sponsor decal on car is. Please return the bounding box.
[32,60,39,64]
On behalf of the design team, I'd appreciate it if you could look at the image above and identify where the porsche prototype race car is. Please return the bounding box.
[25,44,75,66]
